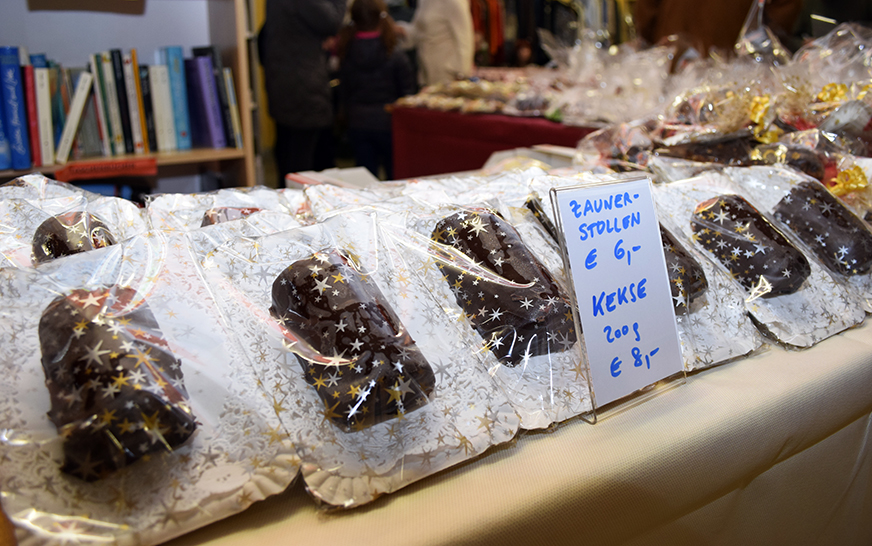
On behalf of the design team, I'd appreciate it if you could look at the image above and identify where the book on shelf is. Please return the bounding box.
[34,66,54,165]
[192,45,236,148]
[131,49,150,154]
[29,53,47,68]
[46,62,67,149]
[223,67,244,150]
[137,63,157,154]
[121,50,145,154]
[22,61,42,167]
[67,67,104,161]
[109,49,134,154]
[185,56,226,149]
[148,63,176,152]
[55,71,93,164]
[183,58,205,149]
[100,51,125,156]
[160,46,192,151]
[0,46,32,170]
[73,89,104,160]
[0,87,10,169]
[88,53,112,157]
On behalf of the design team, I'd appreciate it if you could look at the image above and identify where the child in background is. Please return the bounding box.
[337,0,415,181]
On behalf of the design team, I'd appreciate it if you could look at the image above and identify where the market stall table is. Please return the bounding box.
[391,106,595,179]
[3,309,872,545]
[127,320,872,545]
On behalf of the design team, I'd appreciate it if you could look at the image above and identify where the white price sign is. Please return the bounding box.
[551,177,683,408]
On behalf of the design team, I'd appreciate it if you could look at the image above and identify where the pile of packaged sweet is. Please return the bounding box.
[4,22,872,546]
[394,18,872,135]
[393,71,558,116]
[392,32,679,122]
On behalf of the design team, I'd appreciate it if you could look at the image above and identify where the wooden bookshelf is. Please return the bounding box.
[0,148,247,183]
[1,0,260,188]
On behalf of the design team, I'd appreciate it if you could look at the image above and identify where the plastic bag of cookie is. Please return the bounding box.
[653,171,866,348]
[196,211,520,508]
[0,230,299,545]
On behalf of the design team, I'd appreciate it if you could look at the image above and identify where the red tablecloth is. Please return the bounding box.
[392,107,595,179]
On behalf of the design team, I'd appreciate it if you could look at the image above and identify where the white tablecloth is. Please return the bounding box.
[3,319,870,545]
[150,320,872,546]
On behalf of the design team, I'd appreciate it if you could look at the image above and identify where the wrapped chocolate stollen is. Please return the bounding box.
[375,196,590,429]
[690,194,811,298]
[431,209,577,367]
[39,286,196,481]
[773,181,872,276]
[0,233,300,546]
[724,165,872,311]
[660,224,708,314]
[32,211,117,264]
[201,206,262,226]
[145,186,305,232]
[0,175,147,269]
[269,249,436,432]
[197,213,519,507]
[653,172,865,348]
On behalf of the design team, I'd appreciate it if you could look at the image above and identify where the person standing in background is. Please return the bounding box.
[261,0,345,186]
[634,0,802,55]
[337,0,416,180]
[395,0,474,86]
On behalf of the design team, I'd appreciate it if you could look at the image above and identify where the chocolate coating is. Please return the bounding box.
[270,250,435,432]
[32,211,116,264]
[200,207,262,227]
[774,181,872,276]
[660,225,708,314]
[691,194,810,297]
[655,137,754,167]
[39,286,196,481]
[432,209,577,366]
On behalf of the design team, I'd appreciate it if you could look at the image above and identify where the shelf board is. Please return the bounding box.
[0,148,246,179]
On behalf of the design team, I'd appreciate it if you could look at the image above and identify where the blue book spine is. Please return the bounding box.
[29,53,48,68]
[161,46,192,151]
[194,55,226,148]
[0,100,11,169]
[0,46,31,169]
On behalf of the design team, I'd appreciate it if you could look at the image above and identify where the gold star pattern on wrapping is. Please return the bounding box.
[660,224,708,315]
[38,285,196,481]
[430,209,577,367]
[690,194,810,298]
[773,181,872,277]
[268,249,436,432]
[31,211,117,265]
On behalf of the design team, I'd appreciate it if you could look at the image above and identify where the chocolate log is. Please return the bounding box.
[39,286,196,481]
[270,250,435,432]
[432,209,577,367]
[32,211,116,264]
[200,207,262,227]
[660,225,708,314]
[773,181,872,276]
[691,194,810,297]
[654,136,754,167]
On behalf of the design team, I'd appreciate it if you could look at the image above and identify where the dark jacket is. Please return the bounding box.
[262,0,345,128]
[339,36,415,132]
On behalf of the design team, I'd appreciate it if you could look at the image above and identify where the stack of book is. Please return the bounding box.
[0,44,243,171]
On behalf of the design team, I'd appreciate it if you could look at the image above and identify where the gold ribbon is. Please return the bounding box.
[829,165,869,197]
[749,95,770,125]
[816,83,849,103]
[856,83,872,101]
[749,95,783,144]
